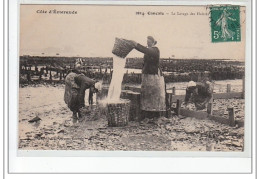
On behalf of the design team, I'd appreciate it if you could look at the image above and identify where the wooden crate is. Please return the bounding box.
[121,90,141,121]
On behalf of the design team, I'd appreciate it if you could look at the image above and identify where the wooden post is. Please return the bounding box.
[96,90,99,105]
[227,84,231,93]
[128,92,141,121]
[166,92,173,118]
[137,74,141,83]
[172,87,176,95]
[60,72,62,81]
[242,76,245,99]
[49,70,52,81]
[39,68,43,80]
[228,107,235,127]
[207,103,213,115]
[27,72,31,82]
[197,72,201,82]
[176,99,181,116]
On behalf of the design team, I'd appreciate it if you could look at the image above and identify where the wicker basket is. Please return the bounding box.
[112,38,134,58]
[106,99,130,127]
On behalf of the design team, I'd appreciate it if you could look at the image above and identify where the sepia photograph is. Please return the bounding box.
[18,4,246,152]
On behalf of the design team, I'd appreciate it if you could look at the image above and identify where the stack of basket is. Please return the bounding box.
[112,38,134,58]
[106,99,130,127]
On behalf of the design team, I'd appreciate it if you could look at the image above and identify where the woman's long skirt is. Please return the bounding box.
[140,73,166,112]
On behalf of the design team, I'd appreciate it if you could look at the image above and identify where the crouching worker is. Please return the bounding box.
[184,80,214,110]
[64,64,98,123]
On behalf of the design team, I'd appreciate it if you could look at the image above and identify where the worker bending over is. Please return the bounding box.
[184,80,214,110]
[64,63,98,122]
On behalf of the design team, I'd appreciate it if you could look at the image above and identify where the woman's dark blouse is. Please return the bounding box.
[135,43,160,75]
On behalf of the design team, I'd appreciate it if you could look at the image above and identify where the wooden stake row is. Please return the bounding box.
[22,68,66,82]
[174,100,243,127]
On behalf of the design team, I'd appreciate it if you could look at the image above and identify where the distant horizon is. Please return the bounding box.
[19,54,245,62]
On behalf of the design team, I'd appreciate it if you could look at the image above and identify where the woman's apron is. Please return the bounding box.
[140,69,166,111]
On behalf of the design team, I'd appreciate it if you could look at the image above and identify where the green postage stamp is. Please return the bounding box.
[210,6,241,42]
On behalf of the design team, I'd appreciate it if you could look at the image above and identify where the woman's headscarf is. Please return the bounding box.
[147,36,157,46]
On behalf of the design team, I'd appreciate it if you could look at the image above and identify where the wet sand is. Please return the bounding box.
[19,82,244,151]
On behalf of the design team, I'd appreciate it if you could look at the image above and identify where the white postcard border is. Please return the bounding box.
[8,0,253,173]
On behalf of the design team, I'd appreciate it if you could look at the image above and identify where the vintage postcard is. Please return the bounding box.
[19,4,247,152]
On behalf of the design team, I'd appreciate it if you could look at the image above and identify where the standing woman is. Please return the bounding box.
[131,36,166,119]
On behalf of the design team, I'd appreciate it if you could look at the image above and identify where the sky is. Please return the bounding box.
[20,5,246,60]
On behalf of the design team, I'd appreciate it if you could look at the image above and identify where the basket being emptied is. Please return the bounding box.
[112,38,134,58]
